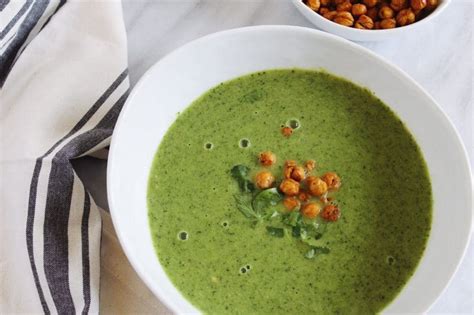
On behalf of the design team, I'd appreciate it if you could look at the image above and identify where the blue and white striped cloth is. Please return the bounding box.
[0,0,129,313]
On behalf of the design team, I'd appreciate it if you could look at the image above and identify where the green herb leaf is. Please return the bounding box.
[305,246,330,259]
[266,226,285,238]
[283,211,302,227]
[231,165,255,193]
[234,195,260,220]
[252,188,283,214]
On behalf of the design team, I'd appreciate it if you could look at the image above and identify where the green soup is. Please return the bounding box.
[148,69,432,314]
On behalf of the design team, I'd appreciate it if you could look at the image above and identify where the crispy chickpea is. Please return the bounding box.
[255,171,275,189]
[258,151,276,166]
[298,191,311,202]
[426,0,437,10]
[305,160,316,172]
[363,0,378,8]
[321,204,341,222]
[323,10,338,20]
[366,7,378,20]
[374,21,381,29]
[380,18,396,28]
[283,197,301,211]
[307,176,328,196]
[321,0,332,5]
[321,172,341,190]
[352,3,367,16]
[379,5,395,18]
[281,126,293,137]
[334,11,354,26]
[410,0,426,10]
[334,0,346,4]
[279,178,300,196]
[337,1,352,12]
[292,166,306,182]
[390,0,407,11]
[307,0,321,11]
[301,202,321,219]
[354,15,374,29]
[285,160,297,167]
[396,8,415,26]
[319,7,330,15]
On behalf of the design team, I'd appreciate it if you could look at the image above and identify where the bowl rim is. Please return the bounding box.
[291,0,452,36]
[107,25,472,314]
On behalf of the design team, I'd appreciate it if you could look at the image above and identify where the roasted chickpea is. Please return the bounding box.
[279,178,300,196]
[390,0,407,11]
[352,3,367,16]
[410,0,426,10]
[255,171,275,189]
[354,15,374,29]
[307,176,328,196]
[321,204,341,221]
[379,5,395,18]
[321,0,332,5]
[298,191,311,202]
[366,7,378,20]
[258,151,276,166]
[301,202,321,219]
[363,0,378,8]
[319,7,330,15]
[396,8,415,26]
[337,1,352,12]
[304,160,316,173]
[379,17,396,28]
[281,126,293,137]
[334,11,354,26]
[426,0,437,10]
[334,0,346,4]
[283,197,301,211]
[307,0,321,11]
[321,172,341,190]
[374,21,381,29]
[323,10,338,20]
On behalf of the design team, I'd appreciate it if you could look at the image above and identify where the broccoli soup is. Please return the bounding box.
[147,69,432,314]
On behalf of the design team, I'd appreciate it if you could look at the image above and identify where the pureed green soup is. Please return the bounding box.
[148,69,432,314]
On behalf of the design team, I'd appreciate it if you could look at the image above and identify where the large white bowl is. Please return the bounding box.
[292,0,451,41]
[108,26,472,314]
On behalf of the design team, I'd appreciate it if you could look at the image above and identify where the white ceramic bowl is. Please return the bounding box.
[107,26,472,314]
[292,0,451,41]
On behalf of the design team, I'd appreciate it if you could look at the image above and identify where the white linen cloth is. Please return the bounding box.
[0,0,129,313]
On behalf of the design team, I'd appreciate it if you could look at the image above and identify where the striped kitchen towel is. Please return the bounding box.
[0,0,129,313]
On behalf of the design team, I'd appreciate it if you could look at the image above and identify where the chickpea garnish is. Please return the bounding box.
[323,10,338,20]
[363,0,378,8]
[320,7,330,15]
[321,172,341,190]
[321,0,332,5]
[426,0,437,10]
[396,8,415,26]
[307,0,321,11]
[298,191,311,202]
[337,1,352,12]
[321,204,341,222]
[301,203,321,219]
[279,178,300,196]
[379,5,395,18]
[410,0,426,10]
[285,160,297,167]
[366,7,378,20]
[259,151,276,166]
[352,3,367,16]
[281,126,293,137]
[306,176,328,196]
[283,197,301,211]
[334,11,355,26]
[354,15,374,29]
[380,18,396,28]
[334,0,346,4]
[304,159,316,172]
[390,0,407,11]
[255,171,275,189]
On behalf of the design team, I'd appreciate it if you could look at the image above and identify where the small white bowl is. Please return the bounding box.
[108,26,472,314]
[292,0,451,41]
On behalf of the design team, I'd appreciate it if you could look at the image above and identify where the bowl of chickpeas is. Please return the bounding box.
[292,0,450,41]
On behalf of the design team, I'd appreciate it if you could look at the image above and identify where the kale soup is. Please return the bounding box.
[147,69,432,314]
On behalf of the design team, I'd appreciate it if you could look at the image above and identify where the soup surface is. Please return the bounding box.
[148,69,432,314]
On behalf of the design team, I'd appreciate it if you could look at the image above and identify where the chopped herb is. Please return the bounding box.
[231,165,255,192]
[234,195,260,220]
[305,246,330,259]
[266,226,285,238]
[283,211,302,227]
[252,188,283,214]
